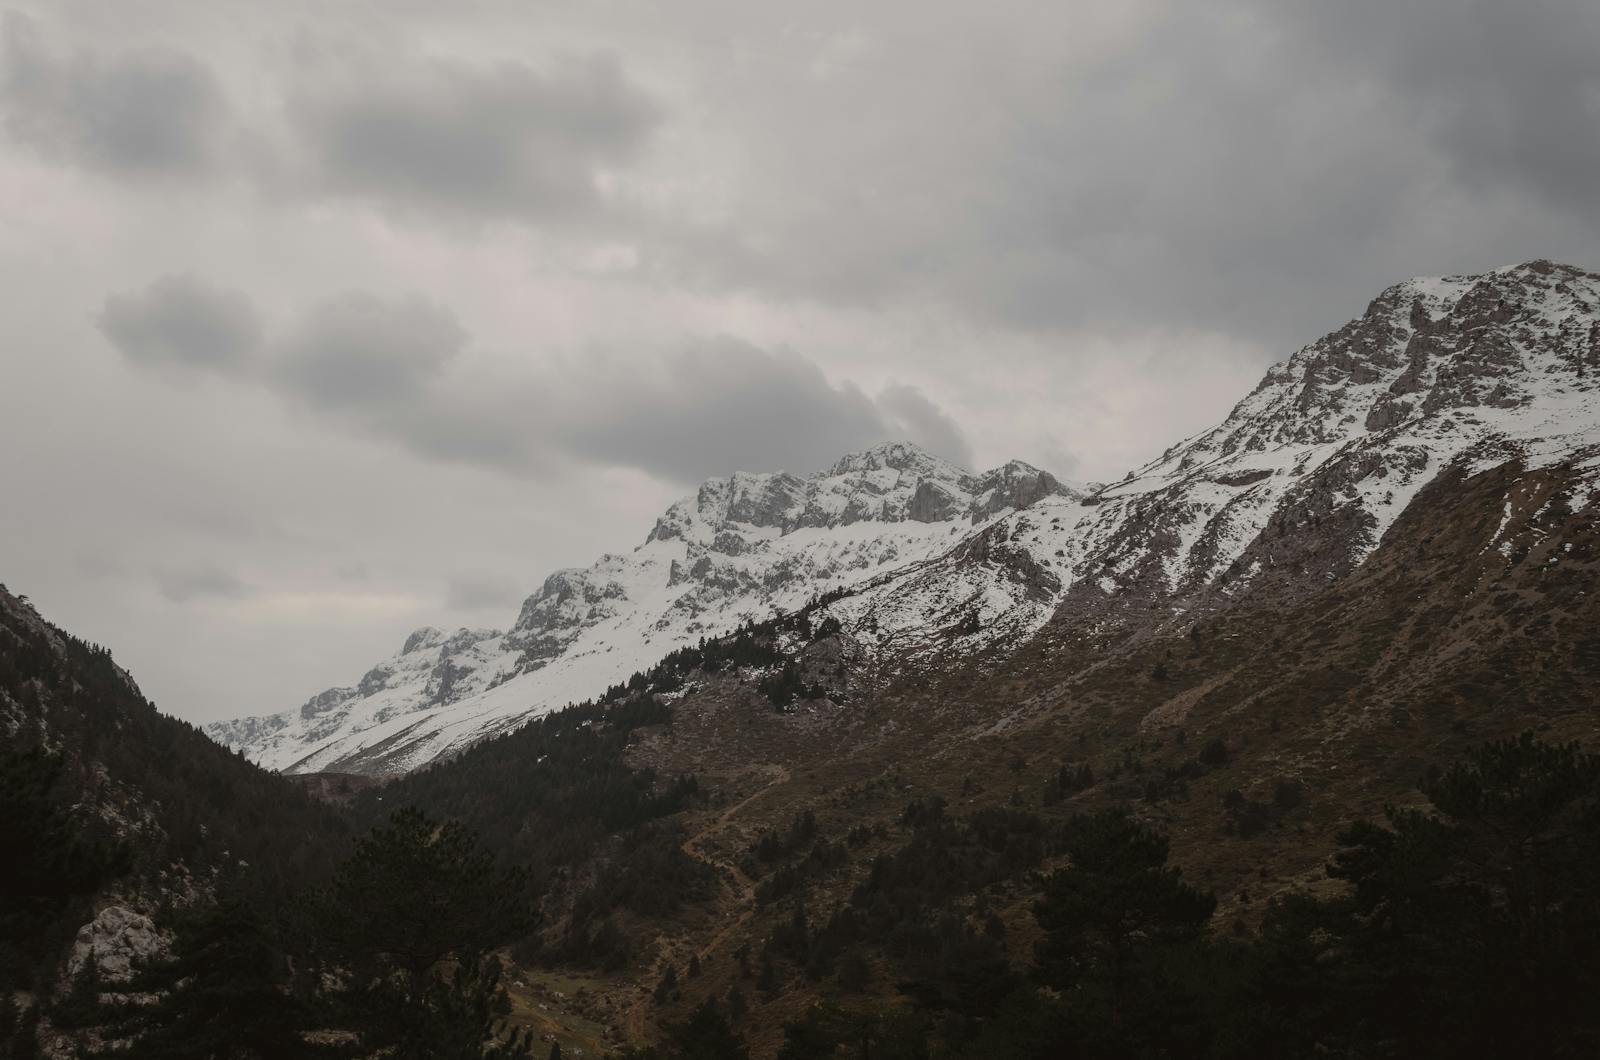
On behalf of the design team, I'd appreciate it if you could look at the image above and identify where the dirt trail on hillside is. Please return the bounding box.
[621,764,791,1043]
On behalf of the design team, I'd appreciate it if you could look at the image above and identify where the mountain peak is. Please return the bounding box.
[401,626,445,654]
[1492,258,1596,280]
[823,441,968,480]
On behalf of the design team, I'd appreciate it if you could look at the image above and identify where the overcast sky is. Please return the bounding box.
[3,0,1597,724]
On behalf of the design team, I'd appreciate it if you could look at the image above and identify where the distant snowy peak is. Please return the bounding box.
[647,443,1087,544]
[206,441,1078,774]
[1119,258,1600,492]
[822,441,970,479]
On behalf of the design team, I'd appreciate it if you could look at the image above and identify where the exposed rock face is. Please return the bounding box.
[969,461,1078,522]
[908,479,966,523]
[65,906,170,984]
[207,261,1600,778]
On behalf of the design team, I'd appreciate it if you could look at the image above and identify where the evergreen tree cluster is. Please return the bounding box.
[744,811,819,871]
[68,808,539,1059]
[0,747,129,992]
[753,839,849,909]
[757,660,829,710]
[1039,761,1094,805]
[550,823,717,969]
[351,695,700,896]
[348,693,713,970]
[769,734,1600,1059]
[747,801,1056,1007]
[604,593,852,713]
[0,594,348,1000]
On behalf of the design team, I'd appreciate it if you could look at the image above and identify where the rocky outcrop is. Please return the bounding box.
[909,479,966,522]
[967,461,1082,522]
[65,906,170,984]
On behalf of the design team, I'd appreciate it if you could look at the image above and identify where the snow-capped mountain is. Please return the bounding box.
[209,260,1600,776]
[206,445,1085,773]
[823,260,1600,657]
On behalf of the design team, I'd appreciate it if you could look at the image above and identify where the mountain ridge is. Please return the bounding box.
[818,259,1600,663]
[205,445,1087,773]
[207,260,1600,776]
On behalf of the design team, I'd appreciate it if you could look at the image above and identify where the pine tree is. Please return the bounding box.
[111,900,305,1059]
[1314,733,1600,1057]
[734,943,751,980]
[653,964,679,1006]
[724,984,748,1020]
[757,959,780,999]
[0,748,127,989]
[318,807,533,985]
[662,1000,748,1060]
[318,809,537,1058]
[1034,809,1215,1053]
[50,952,101,1030]
[351,953,535,1059]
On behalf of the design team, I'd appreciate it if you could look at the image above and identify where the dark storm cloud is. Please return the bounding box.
[96,281,974,480]
[330,332,976,480]
[16,2,1600,360]
[0,11,228,177]
[1278,0,1600,221]
[643,0,1600,353]
[284,51,660,221]
[96,275,262,373]
[551,338,975,477]
[875,384,974,471]
[154,565,253,603]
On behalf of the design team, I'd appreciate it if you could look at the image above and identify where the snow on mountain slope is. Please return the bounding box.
[205,446,1084,774]
[823,260,1600,656]
[209,261,1600,775]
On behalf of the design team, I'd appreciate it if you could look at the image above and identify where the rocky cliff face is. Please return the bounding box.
[207,261,1600,777]
[206,446,1085,775]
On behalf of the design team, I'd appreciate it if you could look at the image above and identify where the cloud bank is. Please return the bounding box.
[96,277,975,480]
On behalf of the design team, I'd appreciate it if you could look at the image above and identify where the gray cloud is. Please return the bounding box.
[323,328,975,479]
[876,384,974,471]
[634,0,1600,352]
[273,292,466,408]
[2,11,662,228]
[0,11,227,178]
[1280,0,1600,223]
[444,574,522,613]
[284,50,659,222]
[96,274,262,373]
[16,3,1600,358]
[554,338,972,479]
[334,562,370,583]
[154,565,253,603]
